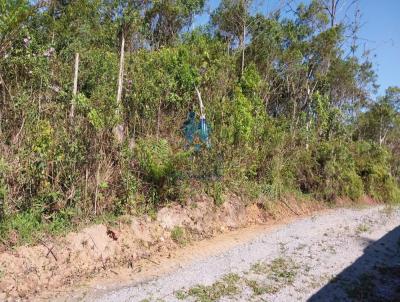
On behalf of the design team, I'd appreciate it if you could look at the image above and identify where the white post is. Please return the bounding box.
[116,35,125,110]
[113,34,126,143]
[195,86,205,118]
[70,52,79,119]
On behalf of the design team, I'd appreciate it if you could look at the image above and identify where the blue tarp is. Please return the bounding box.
[182,111,210,149]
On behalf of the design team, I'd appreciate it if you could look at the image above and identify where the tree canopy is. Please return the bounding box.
[0,0,398,245]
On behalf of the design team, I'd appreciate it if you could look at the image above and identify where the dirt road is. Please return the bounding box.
[62,206,400,302]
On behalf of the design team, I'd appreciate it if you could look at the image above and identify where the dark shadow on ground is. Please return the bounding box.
[309,226,400,302]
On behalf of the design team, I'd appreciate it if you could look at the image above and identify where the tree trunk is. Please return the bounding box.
[379,115,383,146]
[330,0,335,28]
[0,71,5,106]
[156,99,162,139]
[241,23,246,78]
[291,99,297,139]
[0,72,5,135]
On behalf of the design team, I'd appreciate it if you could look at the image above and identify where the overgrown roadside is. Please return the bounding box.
[0,194,327,301]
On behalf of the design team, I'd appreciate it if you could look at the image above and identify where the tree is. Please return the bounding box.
[320,0,340,28]
[211,0,252,77]
[357,87,400,146]
[145,0,205,47]
[0,0,30,56]
[0,0,399,253]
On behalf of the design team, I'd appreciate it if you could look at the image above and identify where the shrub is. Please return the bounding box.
[170,226,188,246]
[135,137,189,203]
[295,142,363,201]
[207,181,224,206]
[0,209,42,245]
[355,142,400,203]
[136,138,177,184]
[229,87,255,146]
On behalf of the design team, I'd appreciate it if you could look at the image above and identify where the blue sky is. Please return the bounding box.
[194,0,400,97]
[358,0,400,96]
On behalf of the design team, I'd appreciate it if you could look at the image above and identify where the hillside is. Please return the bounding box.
[0,0,399,248]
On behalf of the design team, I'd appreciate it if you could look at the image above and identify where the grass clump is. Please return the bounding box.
[251,257,299,285]
[182,273,240,302]
[245,279,278,295]
[0,207,75,246]
[356,223,370,234]
[174,289,187,300]
[170,226,188,246]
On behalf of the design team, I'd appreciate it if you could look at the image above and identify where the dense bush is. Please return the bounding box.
[355,142,400,203]
[0,0,398,245]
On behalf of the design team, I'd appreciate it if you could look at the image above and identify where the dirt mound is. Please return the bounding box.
[0,195,322,300]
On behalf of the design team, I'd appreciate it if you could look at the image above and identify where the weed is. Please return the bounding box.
[139,298,165,302]
[251,257,299,285]
[251,261,269,275]
[183,273,240,302]
[175,289,187,300]
[245,279,278,295]
[322,245,337,254]
[170,226,188,246]
[269,257,299,284]
[207,181,224,207]
[356,223,370,234]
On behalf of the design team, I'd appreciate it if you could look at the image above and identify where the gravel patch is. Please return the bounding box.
[84,206,400,302]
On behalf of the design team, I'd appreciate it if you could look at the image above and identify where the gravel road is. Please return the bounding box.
[81,206,400,302]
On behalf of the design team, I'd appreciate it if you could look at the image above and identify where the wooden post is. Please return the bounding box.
[70,52,79,119]
[113,34,125,143]
[156,99,162,139]
[116,34,125,110]
[195,86,205,118]
[241,22,246,77]
[0,72,6,106]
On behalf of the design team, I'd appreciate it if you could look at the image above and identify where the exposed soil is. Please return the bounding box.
[0,194,325,301]
[55,205,399,302]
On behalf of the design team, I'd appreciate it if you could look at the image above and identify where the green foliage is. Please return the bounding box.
[136,138,177,184]
[240,64,262,97]
[207,181,224,206]
[293,142,364,201]
[313,91,343,140]
[229,87,255,145]
[317,142,363,201]
[135,138,189,203]
[0,0,398,246]
[211,0,251,44]
[184,273,240,302]
[355,142,400,203]
[170,226,188,246]
[0,210,41,244]
[145,0,205,46]
[0,206,74,245]
[0,0,30,42]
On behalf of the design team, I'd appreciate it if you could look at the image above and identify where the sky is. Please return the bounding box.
[194,0,400,97]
